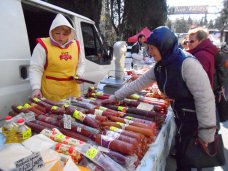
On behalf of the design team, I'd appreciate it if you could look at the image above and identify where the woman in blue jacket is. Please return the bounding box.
[102,26,216,171]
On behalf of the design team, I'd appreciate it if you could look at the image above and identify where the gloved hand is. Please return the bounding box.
[101,95,118,105]
[32,89,42,98]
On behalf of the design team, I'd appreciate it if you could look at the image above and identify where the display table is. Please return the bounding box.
[136,108,176,171]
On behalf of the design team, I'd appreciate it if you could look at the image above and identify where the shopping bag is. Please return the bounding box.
[217,92,228,122]
[184,134,225,168]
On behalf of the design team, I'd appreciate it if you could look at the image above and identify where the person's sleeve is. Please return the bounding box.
[215,51,226,88]
[182,58,216,143]
[76,49,86,77]
[29,44,46,91]
[114,66,156,100]
[131,44,143,60]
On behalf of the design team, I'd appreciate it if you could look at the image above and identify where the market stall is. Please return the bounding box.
[0,85,175,171]
[136,109,176,171]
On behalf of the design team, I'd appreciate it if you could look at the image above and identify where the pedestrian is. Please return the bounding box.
[102,26,216,171]
[220,42,228,98]
[29,13,85,102]
[131,34,146,68]
[187,27,218,87]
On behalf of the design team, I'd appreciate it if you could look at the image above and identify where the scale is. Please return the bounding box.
[100,70,131,94]
[99,41,131,94]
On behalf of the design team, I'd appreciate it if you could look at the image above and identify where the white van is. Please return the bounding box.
[0,0,114,123]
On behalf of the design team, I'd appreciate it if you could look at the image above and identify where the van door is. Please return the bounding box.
[76,19,114,93]
[0,0,31,123]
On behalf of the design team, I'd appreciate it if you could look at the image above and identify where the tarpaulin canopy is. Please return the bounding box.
[127,27,152,43]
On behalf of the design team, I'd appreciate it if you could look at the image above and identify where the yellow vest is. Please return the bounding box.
[37,38,80,102]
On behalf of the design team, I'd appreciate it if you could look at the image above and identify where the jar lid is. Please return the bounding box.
[17,118,25,124]
[5,115,12,121]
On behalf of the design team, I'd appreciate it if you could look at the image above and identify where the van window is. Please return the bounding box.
[81,22,105,64]
[21,2,73,54]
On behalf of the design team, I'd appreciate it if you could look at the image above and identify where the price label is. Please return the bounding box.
[24,112,35,122]
[73,110,86,121]
[137,102,154,111]
[99,106,107,111]
[55,133,65,140]
[94,109,103,116]
[86,147,98,159]
[22,128,32,140]
[51,106,58,110]
[17,105,24,110]
[117,106,124,111]
[33,98,40,102]
[126,116,133,120]
[110,126,118,131]
[116,122,127,129]
[131,94,140,100]
[95,92,102,95]
[15,152,44,171]
[63,114,72,129]
[24,103,31,108]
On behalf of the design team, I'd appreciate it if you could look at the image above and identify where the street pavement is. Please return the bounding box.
[165,121,228,171]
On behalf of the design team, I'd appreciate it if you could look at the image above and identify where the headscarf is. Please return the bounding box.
[49,13,75,48]
[146,26,185,66]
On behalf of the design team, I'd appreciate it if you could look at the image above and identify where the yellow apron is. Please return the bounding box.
[38,38,80,102]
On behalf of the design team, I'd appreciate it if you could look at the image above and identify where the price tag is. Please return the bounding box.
[73,110,86,121]
[24,103,31,108]
[94,109,103,116]
[110,126,123,133]
[95,92,102,95]
[116,122,126,129]
[24,112,35,122]
[51,106,58,110]
[86,147,98,159]
[63,114,72,129]
[99,106,107,111]
[137,102,154,111]
[110,126,118,131]
[15,152,44,171]
[125,116,133,120]
[22,128,32,140]
[117,106,125,111]
[131,94,140,100]
[17,105,24,110]
[55,133,65,140]
[33,98,40,102]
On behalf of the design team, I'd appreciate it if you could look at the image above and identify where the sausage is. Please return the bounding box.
[11,104,30,113]
[95,134,135,155]
[102,121,154,137]
[108,116,153,129]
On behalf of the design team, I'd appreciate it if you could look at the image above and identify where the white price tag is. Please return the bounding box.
[137,102,154,111]
[24,112,35,122]
[63,114,72,129]
[15,152,44,171]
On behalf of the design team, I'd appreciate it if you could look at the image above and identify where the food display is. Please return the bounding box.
[1,84,171,171]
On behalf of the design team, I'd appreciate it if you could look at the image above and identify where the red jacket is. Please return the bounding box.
[188,39,218,87]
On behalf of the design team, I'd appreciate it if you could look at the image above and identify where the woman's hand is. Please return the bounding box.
[101,95,118,105]
[32,89,42,98]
